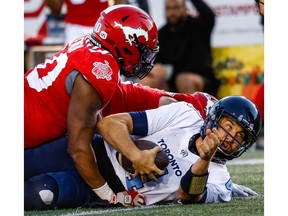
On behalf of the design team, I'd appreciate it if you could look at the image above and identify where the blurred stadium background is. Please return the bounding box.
[24,0,264,102]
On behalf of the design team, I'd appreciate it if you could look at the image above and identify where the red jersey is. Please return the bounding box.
[65,0,109,27]
[169,91,218,119]
[24,35,119,148]
[100,82,218,120]
[100,82,167,117]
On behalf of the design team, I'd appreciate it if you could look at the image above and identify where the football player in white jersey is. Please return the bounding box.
[98,95,261,204]
[25,95,261,209]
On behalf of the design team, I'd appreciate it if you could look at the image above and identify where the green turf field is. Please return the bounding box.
[24,149,264,216]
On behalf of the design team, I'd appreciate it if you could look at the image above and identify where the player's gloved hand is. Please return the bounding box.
[231,183,259,197]
[110,190,146,206]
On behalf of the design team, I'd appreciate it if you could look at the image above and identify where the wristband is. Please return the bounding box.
[180,166,209,195]
[92,182,114,201]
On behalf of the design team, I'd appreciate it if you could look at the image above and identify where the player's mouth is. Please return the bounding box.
[219,142,230,153]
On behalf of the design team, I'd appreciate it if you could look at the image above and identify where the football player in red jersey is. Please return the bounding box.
[24,5,160,206]
[24,86,219,210]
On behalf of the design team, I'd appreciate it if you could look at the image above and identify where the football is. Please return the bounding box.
[116,139,169,174]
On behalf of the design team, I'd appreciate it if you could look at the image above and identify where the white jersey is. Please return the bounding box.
[104,102,232,205]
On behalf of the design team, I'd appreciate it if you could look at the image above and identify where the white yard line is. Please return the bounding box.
[227,158,264,165]
[60,205,164,216]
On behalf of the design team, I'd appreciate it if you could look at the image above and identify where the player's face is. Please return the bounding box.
[165,0,187,27]
[217,117,246,155]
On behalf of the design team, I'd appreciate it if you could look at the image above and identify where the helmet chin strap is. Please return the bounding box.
[89,34,109,51]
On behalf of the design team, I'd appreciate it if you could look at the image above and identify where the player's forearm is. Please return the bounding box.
[68,143,116,201]
[191,158,210,175]
[178,185,204,203]
[67,118,104,188]
[67,138,106,188]
[178,158,210,204]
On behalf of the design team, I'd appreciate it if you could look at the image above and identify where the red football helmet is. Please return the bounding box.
[89,4,159,79]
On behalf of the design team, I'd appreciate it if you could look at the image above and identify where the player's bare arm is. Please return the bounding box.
[67,74,106,189]
[97,113,164,182]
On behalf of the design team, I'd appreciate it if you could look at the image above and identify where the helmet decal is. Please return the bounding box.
[114,21,148,46]
[237,115,244,122]
[99,31,107,40]
[248,123,254,131]
[92,60,113,81]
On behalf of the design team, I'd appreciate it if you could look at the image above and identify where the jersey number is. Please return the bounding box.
[126,168,169,190]
[26,38,84,92]
[26,53,68,92]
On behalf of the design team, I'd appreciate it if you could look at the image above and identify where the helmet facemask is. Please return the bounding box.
[201,107,258,161]
[213,115,257,160]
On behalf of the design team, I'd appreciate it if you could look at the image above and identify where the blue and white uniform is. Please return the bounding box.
[105,102,232,205]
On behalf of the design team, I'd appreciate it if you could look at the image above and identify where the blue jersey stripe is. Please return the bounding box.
[129,111,148,136]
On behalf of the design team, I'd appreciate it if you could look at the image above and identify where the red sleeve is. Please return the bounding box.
[171,92,218,119]
[101,82,167,116]
[101,85,218,120]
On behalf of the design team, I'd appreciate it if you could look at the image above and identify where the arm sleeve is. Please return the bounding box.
[130,102,203,137]
[129,111,148,136]
[101,82,166,117]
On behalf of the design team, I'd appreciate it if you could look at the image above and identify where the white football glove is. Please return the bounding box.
[231,183,259,197]
[110,190,146,207]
